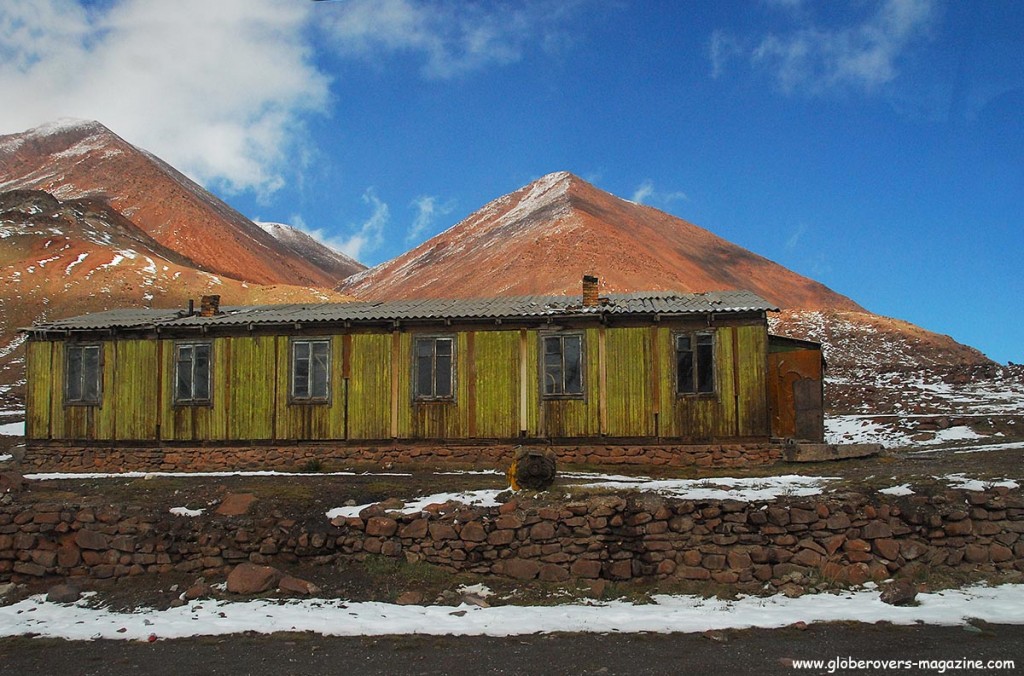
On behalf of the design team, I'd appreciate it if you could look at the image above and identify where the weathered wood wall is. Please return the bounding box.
[25,320,773,444]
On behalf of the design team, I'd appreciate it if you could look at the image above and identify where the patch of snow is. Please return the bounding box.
[0,454,12,463]
[457,584,493,598]
[879,484,914,496]
[64,252,89,275]
[327,489,506,519]
[952,441,1024,455]
[576,474,835,502]
[24,470,413,481]
[1,584,1023,640]
[169,507,204,517]
[0,421,24,437]
[941,473,1019,492]
[0,335,27,360]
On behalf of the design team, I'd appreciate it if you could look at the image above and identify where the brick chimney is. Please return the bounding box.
[199,295,221,317]
[582,275,599,308]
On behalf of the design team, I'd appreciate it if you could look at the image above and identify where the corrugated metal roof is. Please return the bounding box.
[26,290,777,333]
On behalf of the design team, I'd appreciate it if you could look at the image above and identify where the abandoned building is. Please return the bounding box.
[21,278,825,471]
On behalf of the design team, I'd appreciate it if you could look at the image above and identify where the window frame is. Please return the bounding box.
[173,341,213,406]
[64,343,103,406]
[412,335,456,402]
[674,330,716,397]
[289,338,332,404]
[540,332,585,400]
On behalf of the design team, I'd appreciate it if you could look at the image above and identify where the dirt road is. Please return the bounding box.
[1,623,1021,675]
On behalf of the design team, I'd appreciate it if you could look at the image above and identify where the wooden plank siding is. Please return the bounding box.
[25,340,53,440]
[346,333,391,440]
[25,319,773,445]
[473,330,521,439]
[226,336,275,440]
[604,327,654,437]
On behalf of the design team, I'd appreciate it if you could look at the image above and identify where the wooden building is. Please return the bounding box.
[22,283,824,458]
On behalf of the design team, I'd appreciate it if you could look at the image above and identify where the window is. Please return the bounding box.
[414,336,454,400]
[174,342,211,404]
[291,339,330,402]
[676,332,715,394]
[66,344,102,405]
[542,334,583,397]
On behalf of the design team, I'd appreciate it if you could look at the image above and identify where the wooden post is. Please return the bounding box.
[519,329,528,436]
[466,331,477,438]
[390,331,400,439]
[598,326,607,435]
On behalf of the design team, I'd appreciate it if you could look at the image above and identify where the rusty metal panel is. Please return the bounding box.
[768,347,824,441]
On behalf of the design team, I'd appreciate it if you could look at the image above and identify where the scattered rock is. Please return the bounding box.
[278,575,321,596]
[396,591,424,605]
[879,580,918,606]
[184,582,213,600]
[46,584,81,604]
[226,563,281,594]
[0,472,27,494]
[216,493,256,517]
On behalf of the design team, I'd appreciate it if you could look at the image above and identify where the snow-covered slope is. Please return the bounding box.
[256,222,365,281]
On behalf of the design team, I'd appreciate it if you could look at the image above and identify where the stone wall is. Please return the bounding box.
[21,442,783,473]
[2,485,1023,593]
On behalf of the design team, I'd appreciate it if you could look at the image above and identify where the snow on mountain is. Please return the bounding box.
[256,222,365,280]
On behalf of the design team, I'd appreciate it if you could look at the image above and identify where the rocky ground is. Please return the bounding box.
[1,438,1022,613]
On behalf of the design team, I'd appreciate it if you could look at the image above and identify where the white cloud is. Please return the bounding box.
[407,195,455,243]
[0,0,330,196]
[316,0,582,79]
[785,223,807,251]
[335,188,390,261]
[631,179,688,206]
[715,0,937,94]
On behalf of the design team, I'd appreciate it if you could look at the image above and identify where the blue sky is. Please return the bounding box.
[2,1,1022,363]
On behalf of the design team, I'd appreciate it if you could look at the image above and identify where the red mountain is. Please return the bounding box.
[0,119,364,287]
[341,171,861,311]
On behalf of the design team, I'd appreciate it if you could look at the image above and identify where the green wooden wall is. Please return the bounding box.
[25,321,771,444]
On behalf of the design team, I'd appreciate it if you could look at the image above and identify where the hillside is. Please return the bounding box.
[0,120,358,288]
[341,171,862,311]
[0,189,351,413]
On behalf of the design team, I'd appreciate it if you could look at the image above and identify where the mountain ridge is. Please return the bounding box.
[341,171,864,313]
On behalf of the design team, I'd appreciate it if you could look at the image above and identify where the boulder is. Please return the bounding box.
[879,580,918,606]
[278,575,321,596]
[226,563,281,594]
[46,583,81,604]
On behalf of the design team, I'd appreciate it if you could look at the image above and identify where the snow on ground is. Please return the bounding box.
[825,415,989,449]
[23,470,413,481]
[941,474,1019,492]
[0,421,24,436]
[878,484,914,496]
[326,474,836,520]
[571,474,835,502]
[0,454,11,463]
[327,489,507,519]
[169,507,205,517]
[1,584,1022,641]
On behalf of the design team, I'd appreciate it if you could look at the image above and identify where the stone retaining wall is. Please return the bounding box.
[2,485,1023,593]
[21,442,783,473]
